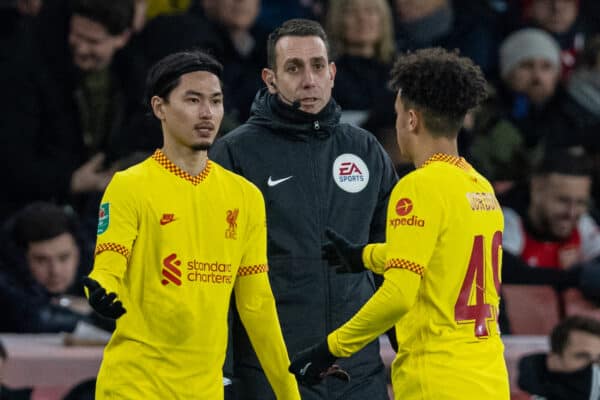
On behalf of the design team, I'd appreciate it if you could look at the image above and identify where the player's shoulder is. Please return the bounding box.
[109,156,155,185]
[210,160,264,197]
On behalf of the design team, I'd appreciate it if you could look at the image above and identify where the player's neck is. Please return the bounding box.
[412,136,458,168]
[161,145,208,176]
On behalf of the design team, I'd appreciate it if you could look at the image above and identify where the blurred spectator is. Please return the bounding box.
[0,0,157,226]
[463,83,530,191]
[326,0,396,122]
[518,0,599,79]
[253,0,324,32]
[503,149,600,270]
[15,0,41,16]
[144,0,190,20]
[196,0,269,124]
[497,28,595,156]
[0,202,111,333]
[501,149,600,299]
[392,0,502,77]
[518,315,600,399]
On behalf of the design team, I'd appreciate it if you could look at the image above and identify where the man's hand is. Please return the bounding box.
[322,228,365,273]
[289,340,349,386]
[82,277,126,319]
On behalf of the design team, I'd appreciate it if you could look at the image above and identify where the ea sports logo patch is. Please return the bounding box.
[395,198,413,216]
[332,154,369,193]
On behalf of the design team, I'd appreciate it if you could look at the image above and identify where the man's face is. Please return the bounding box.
[269,35,336,114]
[506,58,560,105]
[529,0,578,34]
[216,0,260,31]
[549,330,600,372]
[343,0,382,49]
[529,173,591,240]
[68,15,130,72]
[153,71,224,151]
[27,232,80,295]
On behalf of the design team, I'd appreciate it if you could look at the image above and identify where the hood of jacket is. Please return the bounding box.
[246,87,342,139]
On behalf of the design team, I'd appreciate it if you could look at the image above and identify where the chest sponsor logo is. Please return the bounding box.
[162,253,182,286]
[161,253,234,285]
[160,213,177,225]
[332,153,369,193]
[97,203,110,235]
[390,197,425,228]
[226,209,239,239]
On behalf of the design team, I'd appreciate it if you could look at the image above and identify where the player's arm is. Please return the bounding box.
[84,173,138,318]
[234,185,300,399]
[328,267,420,357]
[362,243,387,274]
[234,273,300,399]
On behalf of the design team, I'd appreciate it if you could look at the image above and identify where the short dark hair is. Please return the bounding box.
[144,50,223,107]
[533,148,593,177]
[70,0,134,35]
[12,202,78,249]
[389,47,488,137]
[550,316,600,355]
[267,18,331,70]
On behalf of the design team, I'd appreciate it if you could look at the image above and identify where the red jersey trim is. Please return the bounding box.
[152,149,211,185]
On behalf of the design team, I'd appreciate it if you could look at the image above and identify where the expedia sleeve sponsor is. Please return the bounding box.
[466,192,501,211]
[390,215,425,228]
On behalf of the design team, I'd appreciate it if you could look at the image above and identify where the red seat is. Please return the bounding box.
[562,288,600,320]
[502,285,561,335]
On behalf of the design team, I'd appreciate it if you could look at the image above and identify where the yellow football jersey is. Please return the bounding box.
[387,154,508,399]
[89,150,299,399]
[329,154,509,399]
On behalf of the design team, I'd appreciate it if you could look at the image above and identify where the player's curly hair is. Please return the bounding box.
[389,47,488,137]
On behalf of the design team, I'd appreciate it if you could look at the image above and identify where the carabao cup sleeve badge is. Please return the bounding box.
[97,203,110,235]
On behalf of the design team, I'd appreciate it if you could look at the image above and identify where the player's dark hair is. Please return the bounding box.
[389,47,488,137]
[12,202,79,250]
[533,148,593,177]
[267,18,331,70]
[144,49,223,107]
[550,316,600,355]
[70,0,134,35]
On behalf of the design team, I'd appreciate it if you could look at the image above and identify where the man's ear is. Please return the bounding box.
[151,96,165,120]
[407,108,420,134]
[329,62,336,87]
[262,68,277,94]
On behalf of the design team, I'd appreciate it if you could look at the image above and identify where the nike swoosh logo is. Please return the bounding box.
[160,217,177,225]
[299,362,312,376]
[267,176,293,187]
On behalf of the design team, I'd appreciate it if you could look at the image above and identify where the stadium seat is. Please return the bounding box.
[502,285,561,335]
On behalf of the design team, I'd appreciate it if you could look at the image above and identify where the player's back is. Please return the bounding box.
[389,156,508,399]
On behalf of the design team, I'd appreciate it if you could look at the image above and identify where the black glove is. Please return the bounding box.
[289,340,350,386]
[322,228,366,273]
[82,277,126,319]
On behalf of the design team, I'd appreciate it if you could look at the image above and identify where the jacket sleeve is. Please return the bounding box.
[368,142,398,243]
